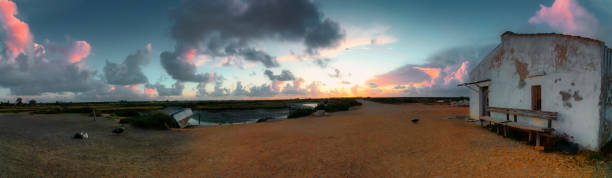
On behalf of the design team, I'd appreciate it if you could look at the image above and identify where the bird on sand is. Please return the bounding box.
[112,124,125,135]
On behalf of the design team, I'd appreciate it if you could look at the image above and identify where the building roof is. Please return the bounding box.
[501,31,605,46]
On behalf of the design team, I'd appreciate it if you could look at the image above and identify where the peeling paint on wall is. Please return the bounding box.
[573,91,583,101]
[514,58,529,88]
[491,48,505,68]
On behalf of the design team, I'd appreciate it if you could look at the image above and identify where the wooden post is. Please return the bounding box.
[536,133,541,146]
[198,112,201,125]
[93,109,96,121]
[503,126,507,137]
[528,132,533,143]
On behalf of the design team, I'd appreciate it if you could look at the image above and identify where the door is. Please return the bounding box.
[480,86,490,116]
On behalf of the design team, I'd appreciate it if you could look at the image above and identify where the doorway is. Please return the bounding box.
[480,86,490,116]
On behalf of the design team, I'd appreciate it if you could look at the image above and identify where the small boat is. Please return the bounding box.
[169,108,193,128]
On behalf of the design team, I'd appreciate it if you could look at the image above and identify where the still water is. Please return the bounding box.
[188,108,289,126]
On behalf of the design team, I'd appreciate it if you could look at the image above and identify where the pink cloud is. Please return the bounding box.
[182,48,197,63]
[0,0,32,62]
[68,41,91,63]
[528,0,598,37]
[144,87,157,97]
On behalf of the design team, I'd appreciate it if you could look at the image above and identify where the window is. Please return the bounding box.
[532,85,541,111]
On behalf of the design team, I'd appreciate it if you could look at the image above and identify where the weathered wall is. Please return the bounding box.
[602,47,612,148]
[468,45,500,120]
[468,34,604,150]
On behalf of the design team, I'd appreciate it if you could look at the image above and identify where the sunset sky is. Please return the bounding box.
[0,0,610,102]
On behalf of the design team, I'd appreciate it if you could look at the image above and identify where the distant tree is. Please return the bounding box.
[28,99,37,106]
[16,98,23,105]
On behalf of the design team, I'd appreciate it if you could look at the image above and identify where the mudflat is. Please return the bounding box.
[0,101,609,177]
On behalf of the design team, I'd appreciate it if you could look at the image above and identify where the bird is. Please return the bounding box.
[411,118,420,123]
[112,124,125,135]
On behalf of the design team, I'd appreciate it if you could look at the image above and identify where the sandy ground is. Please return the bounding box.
[1,100,610,177]
[0,113,190,177]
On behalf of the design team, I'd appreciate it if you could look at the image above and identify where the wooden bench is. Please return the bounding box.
[479,107,558,147]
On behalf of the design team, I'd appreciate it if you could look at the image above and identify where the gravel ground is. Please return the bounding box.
[1,100,610,177]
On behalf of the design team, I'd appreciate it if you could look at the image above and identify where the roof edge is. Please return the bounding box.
[501,31,605,46]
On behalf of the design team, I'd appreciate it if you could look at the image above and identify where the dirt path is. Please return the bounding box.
[0,101,609,177]
[174,100,609,177]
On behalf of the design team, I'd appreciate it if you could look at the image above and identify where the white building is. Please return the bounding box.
[462,32,612,151]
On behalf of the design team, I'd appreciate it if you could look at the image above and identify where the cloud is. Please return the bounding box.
[329,68,341,78]
[145,81,184,97]
[0,0,32,62]
[305,19,345,54]
[75,82,149,101]
[162,0,344,80]
[160,50,215,82]
[393,85,406,89]
[0,0,104,96]
[231,81,250,96]
[104,44,151,85]
[313,58,331,68]
[368,82,378,88]
[264,69,295,81]
[528,0,599,37]
[365,45,494,97]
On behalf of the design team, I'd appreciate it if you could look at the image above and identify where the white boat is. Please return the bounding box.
[169,108,193,128]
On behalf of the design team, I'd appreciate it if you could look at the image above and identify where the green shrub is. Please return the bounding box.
[317,99,362,113]
[124,112,178,130]
[288,108,315,118]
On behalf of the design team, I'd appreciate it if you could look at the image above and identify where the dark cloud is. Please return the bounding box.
[264,69,295,81]
[0,41,101,95]
[161,0,344,80]
[104,44,151,85]
[313,58,331,68]
[145,81,184,96]
[305,19,345,54]
[160,51,213,82]
[235,48,279,68]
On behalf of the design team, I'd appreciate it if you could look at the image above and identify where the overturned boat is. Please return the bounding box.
[168,108,193,128]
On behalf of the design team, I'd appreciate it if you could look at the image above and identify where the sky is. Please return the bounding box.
[0,0,610,102]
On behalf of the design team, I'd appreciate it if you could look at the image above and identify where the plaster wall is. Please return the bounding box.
[468,34,604,150]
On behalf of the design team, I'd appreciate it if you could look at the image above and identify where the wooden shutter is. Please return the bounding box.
[532,85,541,111]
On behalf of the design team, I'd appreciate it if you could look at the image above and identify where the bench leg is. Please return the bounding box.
[503,126,507,137]
[528,132,532,143]
[536,133,541,146]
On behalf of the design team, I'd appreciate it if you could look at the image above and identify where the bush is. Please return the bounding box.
[317,99,362,113]
[288,108,315,118]
[122,112,178,130]
[112,110,141,117]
